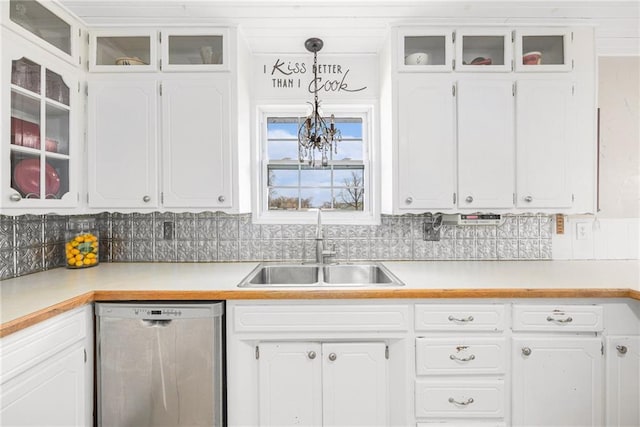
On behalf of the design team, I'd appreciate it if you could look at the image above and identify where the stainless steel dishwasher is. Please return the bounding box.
[96,302,224,427]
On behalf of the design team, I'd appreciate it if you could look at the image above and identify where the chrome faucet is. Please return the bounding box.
[315,209,336,264]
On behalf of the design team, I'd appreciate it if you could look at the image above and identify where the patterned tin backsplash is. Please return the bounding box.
[0,212,552,280]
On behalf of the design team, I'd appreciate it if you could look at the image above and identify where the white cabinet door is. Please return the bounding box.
[0,344,86,427]
[322,342,388,427]
[512,337,603,427]
[606,336,640,427]
[258,342,323,427]
[161,77,232,208]
[88,78,158,208]
[516,80,573,208]
[457,80,514,209]
[397,76,456,210]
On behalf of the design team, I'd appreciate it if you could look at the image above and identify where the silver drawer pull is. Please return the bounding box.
[616,345,628,355]
[448,315,474,323]
[546,315,573,323]
[450,354,475,362]
[448,397,474,406]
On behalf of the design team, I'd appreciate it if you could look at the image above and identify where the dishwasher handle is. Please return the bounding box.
[141,319,172,328]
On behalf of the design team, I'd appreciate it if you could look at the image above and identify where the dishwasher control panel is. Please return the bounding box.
[97,303,224,320]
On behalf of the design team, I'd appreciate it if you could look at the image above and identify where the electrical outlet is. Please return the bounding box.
[423,222,440,241]
[163,221,174,240]
[575,222,592,240]
[555,214,565,234]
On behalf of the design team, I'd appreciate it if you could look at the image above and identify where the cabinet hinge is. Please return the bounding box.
[511,30,515,42]
[161,192,164,204]
[78,81,81,92]
[159,32,162,43]
[572,194,575,203]
[453,193,457,204]
[159,59,162,71]
[78,55,81,65]
[452,84,456,96]
[601,342,604,356]
[452,59,455,70]
[385,345,389,359]
[159,83,162,96]
[512,83,516,96]
[511,59,514,71]
[78,28,82,37]
[84,348,87,363]
[452,31,455,43]
[86,33,90,44]
[255,346,259,360]
[513,193,516,204]
[572,60,575,70]
[571,31,574,42]
[85,84,88,96]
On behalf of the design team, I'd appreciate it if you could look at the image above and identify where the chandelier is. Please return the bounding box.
[298,38,341,167]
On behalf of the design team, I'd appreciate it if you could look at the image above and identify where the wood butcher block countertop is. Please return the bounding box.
[1,260,639,337]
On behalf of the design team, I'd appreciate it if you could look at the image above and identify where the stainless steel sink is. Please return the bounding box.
[246,265,319,285]
[238,262,404,287]
[322,264,397,285]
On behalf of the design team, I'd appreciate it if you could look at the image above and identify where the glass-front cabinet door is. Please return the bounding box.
[161,29,228,71]
[455,29,512,72]
[398,29,453,72]
[3,47,78,208]
[515,29,572,72]
[3,0,79,65]
[89,30,157,72]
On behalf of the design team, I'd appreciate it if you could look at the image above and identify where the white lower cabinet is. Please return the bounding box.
[0,305,93,427]
[258,341,388,427]
[605,336,640,426]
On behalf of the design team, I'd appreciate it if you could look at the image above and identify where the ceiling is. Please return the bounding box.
[58,1,640,55]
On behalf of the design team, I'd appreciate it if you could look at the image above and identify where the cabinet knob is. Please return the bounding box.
[143,195,151,202]
[524,195,533,202]
[308,351,316,359]
[328,353,337,361]
[218,195,225,203]
[522,347,532,356]
[465,196,473,203]
[9,193,21,202]
[616,345,628,355]
[405,197,413,204]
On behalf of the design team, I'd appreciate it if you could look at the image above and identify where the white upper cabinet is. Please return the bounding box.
[397,75,456,210]
[161,28,228,72]
[2,34,79,211]
[1,0,82,67]
[398,29,453,72]
[457,80,515,209]
[516,79,573,208]
[89,29,157,72]
[87,78,159,209]
[515,29,573,72]
[455,29,512,73]
[89,28,230,73]
[161,77,232,208]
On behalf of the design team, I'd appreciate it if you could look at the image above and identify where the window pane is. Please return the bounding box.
[334,188,365,211]
[333,141,363,160]
[269,187,299,210]
[300,167,331,187]
[333,167,363,187]
[300,189,332,209]
[267,119,299,160]
[268,167,298,187]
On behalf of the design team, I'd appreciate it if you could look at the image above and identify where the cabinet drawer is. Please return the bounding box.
[415,305,505,331]
[0,306,89,384]
[233,304,409,332]
[418,423,506,427]
[415,379,505,418]
[512,304,603,332]
[416,337,506,375]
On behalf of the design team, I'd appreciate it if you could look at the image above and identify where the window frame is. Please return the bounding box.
[254,104,379,225]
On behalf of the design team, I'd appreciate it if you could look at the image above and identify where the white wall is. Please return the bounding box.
[553,57,640,259]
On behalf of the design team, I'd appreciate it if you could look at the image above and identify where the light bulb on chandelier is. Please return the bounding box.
[298,38,341,167]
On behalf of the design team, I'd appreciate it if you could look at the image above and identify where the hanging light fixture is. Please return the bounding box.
[298,37,341,167]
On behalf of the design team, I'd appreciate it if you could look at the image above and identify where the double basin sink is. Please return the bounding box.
[238,262,404,287]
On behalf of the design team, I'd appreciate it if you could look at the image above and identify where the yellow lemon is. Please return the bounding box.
[75,254,84,261]
[71,241,79,247]
[71,248,80,255]
[74,236,84,243]
[75,261,83,267]
[83,258,91,265]
[68,258,76,265]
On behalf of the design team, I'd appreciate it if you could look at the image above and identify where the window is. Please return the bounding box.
[256,106,376,224]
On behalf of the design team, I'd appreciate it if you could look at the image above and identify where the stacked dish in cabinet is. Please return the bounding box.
[414,304,507,427]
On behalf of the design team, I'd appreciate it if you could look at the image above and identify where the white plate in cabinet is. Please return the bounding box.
[415,305,505,332]
[415,379,505,418]
[512,304,603,332]
[416,337,506,376]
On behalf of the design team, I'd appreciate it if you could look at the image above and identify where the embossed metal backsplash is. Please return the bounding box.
[0,212,552,280]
